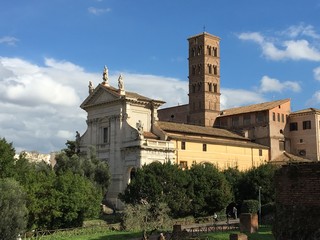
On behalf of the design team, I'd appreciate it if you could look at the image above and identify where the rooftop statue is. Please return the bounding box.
[88,81,94,94]
[102,65,109,85]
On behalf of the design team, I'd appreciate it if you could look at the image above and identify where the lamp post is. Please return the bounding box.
[258,186,262,224]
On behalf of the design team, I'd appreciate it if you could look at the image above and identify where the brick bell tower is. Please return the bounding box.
[188,32,221,127]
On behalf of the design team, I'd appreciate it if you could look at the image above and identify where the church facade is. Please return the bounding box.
[79,32,314,207]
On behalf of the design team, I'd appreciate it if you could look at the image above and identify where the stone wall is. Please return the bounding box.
[273,162,320,240]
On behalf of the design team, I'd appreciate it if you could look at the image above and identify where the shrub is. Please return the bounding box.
[241,200,259,214]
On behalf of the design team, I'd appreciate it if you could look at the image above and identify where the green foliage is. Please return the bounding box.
[261,202,275,217]
[120,162,192,217]
[121,202,171,231]
[229,164,277,205]
[120,162,231,218]
[55,145,110,194]
[15,157,101,230]
[188,163,232,217]
[0,137,16,178]
[0,178,28,240]
[241,200,259,214]
[222,167,243,202]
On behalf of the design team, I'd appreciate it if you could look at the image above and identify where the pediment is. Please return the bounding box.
[81,85,120,109]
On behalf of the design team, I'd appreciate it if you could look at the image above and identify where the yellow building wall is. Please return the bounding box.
[174,140,268,171]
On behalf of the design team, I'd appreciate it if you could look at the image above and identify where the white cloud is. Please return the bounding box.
[220,88,266,109]
[307,91,320,106]
[238,29,320,61]
[88,7,111,15]
[281,23,320,39]
[0,57,281,154]
[238,32,264,44]
[313,67,320,81]
[0,36,19,46]
[259,75,301,93]
[107,72,189,108]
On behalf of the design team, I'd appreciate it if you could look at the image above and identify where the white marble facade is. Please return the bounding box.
[79,75,175,208]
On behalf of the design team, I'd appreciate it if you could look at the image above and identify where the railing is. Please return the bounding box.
[185,223,239,237]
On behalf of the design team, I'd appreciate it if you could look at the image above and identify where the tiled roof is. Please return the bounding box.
[290,108,320,115]
[156,121,268,149]
[218,99,290,117]
[101,84,164,103]
[157,121,247,140]
[143,131,159,139]
[271,152,312,165]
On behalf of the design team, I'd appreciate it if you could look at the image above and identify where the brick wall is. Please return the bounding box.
[273,162,320,240]
[275,162,320,206]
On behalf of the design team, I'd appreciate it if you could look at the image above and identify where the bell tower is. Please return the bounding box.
[188,32,221,127]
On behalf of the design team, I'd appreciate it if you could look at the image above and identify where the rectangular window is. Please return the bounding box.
[180,161,188,169]
[232,116,239,127]
[281,114,285,123]
[181,141,186,150]
[290,122,298,131]
[303,120,311,130]
[243,114,251,126]
[256,112,265,123]
[277,113,280,122]
[272,112,276,121]
[259,149,262,156]
[103,127,109,143]
[203,144,207,151]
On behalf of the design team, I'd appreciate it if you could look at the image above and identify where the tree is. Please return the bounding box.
[223,167,243,203]
[54,145,110,195]
[0,178,28,240]
[237,164,277,205]
[0,137,16,178]
[188,163,232,217]
[119,162,192,217]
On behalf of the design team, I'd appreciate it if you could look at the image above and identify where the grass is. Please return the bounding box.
[38,230,142,240]
[202,226,275,240]
[37,226,274,240]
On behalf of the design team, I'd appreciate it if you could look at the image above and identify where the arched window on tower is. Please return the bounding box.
[198,64,201,75]
[192,65,196,75]
[192,48,196,57]
[192,84,196,93]
[207,46,212,55]
[198,82,201,91]
[208,64,212,74]
[208,83,212,92]
[213,47,218,57]
[214,84,217,93]
[213,65,218,75]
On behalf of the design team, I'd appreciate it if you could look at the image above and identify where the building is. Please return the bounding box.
[214,99,291,160]
[79,31,315,207]
[288,108,320,161]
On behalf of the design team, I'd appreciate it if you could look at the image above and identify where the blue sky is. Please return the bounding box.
[1,0,320,153]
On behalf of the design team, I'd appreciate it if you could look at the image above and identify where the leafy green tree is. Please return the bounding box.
[54,145,110,194]
[188,163,232,217]
[223,167,243,203]
[0,137,16,178]
[237,164,277,205]
[0,178,28,240]
[119,162,192,217]
[52,171,101,229]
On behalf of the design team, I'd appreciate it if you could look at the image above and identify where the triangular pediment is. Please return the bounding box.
[80,84,120,109]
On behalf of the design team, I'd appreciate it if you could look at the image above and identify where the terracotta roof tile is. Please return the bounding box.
[156,121,268,149]
[157,121,247,140]
[218,99,290,117]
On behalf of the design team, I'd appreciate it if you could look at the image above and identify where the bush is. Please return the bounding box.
[0,178,28,240]
[241,200,259,214]
[261,202,275,217]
